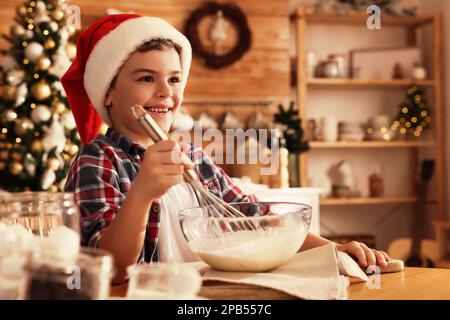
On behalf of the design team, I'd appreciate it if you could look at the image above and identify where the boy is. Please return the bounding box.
[62,14,390,282]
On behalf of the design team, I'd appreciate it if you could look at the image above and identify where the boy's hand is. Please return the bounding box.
[336,241,390,269]
[135,140,194,199]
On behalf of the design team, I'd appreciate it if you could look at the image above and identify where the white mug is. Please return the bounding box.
[322,117,338,142]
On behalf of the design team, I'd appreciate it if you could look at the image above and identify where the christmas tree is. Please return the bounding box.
[274,101,310,154]
[0,0,80,192]
[391,85,431,138]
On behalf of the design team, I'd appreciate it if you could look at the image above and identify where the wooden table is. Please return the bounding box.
[110,267,450,300]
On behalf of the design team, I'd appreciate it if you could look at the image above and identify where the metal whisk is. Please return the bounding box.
[131,105,255,230]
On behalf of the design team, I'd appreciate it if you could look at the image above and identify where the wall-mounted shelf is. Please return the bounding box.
[320,196,436,206]
[299,8,434,27]
[307,78,436,88]
[310,141,436,149]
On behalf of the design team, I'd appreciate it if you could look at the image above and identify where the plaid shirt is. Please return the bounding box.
[64,128,256,263]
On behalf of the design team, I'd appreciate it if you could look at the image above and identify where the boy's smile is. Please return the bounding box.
[104,48,183,147]
[143,103,173,117]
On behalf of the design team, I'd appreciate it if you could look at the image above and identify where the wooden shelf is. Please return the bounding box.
[307,78,436,88]
[310,141,436,149]
[300,8,434,27]
[321,196,421,206]
[295,5,445,224]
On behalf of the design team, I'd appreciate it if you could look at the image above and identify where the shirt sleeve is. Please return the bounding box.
[64,143,124,248]
[193,145,258,204]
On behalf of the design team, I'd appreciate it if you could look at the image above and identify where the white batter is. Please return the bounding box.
[189,224,308,272]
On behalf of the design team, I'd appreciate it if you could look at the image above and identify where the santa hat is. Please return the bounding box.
[61,14,192,144]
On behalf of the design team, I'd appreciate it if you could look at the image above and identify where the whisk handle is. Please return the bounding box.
[133,105,168,142]
[132,105,198,183]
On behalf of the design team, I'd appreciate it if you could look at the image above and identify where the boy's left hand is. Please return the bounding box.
[335,241,390,268]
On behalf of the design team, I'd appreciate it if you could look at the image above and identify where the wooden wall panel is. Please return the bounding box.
[0,0,290,109]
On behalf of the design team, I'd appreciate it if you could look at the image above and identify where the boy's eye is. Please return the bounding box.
[169,76,181,84]
[139,76,154,82]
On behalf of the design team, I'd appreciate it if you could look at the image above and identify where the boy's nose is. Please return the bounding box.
[155,81,172,98]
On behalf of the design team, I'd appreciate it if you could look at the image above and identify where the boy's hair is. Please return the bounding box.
[137,38,182,55]
[109,38,182,88]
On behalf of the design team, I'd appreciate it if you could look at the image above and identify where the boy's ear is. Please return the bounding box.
[104,88,113,108]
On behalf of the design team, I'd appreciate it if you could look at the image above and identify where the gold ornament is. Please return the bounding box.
[14,119,34,136]
[49,185,58,192]
[47,157,60,171]
[6,70,25,86]
[31,81,51,101]
[11,152,22,161]
[99,123,109,135]
[36,56,51,71]
[17,5,28,16]
[10,162,23,175]
[0,150,8,160]
[68,25,76,36]
[0,162,5,171]
[44,38,56,50]
[65,42,76,60]
[65,143,79,156]
[1,109,17,124]
[2,85,17,101]
[70,144,79,156]
[31,140,43,152]
[52,99,66,114]
[52,9,64,21]
[11,25,26,38]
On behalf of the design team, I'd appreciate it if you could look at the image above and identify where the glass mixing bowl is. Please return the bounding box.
[179,202,311,272]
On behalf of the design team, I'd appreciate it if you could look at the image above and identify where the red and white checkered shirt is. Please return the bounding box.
[64,128,256,263]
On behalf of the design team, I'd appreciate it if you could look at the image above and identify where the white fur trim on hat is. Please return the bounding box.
[83,16,192,126]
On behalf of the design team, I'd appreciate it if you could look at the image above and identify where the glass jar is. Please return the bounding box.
[126,263,202,299]
[0,192,81,299]
[0,192,80,237]
[328,53,347,78]
[24,247,114,300]
[323,60,340,78]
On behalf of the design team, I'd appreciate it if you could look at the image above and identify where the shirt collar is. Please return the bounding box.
[105,127,145,156]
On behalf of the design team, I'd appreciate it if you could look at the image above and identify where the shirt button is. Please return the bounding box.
[207,182,215,190]
[152,205,160,213]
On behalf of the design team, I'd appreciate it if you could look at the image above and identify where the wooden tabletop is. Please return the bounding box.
[110,267,450,300]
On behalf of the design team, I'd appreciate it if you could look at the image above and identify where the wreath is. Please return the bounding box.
[185,2,252,69]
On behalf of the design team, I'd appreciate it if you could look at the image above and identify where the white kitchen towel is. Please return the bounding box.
[158,181,200,263]
[201,243,368,300]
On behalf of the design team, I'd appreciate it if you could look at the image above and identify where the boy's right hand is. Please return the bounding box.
[134,140,194,199]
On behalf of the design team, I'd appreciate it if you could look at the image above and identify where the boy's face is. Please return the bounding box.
[105,48,183,144]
